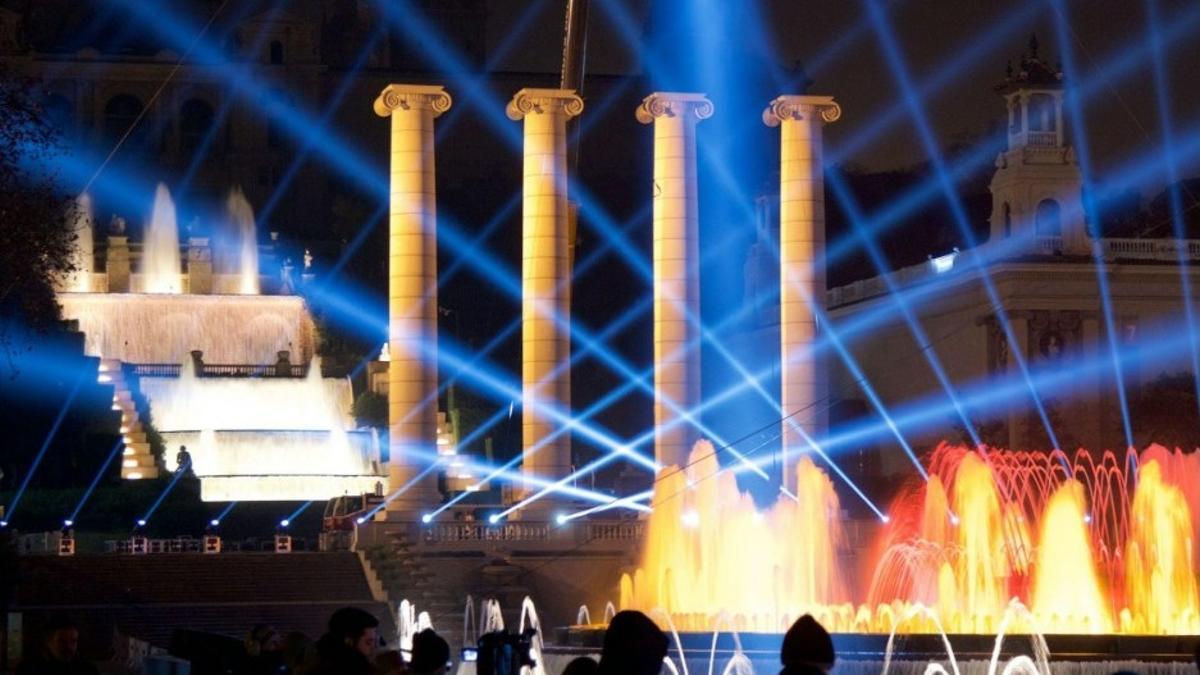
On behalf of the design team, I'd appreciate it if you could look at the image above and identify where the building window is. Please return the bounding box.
[179,98,215,153]
[1003,202,1012,238]
[1028,93,1055,132]
[103,94,150,154]
[269,40,284,64]
[1035,199,1062,236]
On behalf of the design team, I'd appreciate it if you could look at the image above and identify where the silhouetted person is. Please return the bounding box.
[409,628,451,674]
[779,614,835,675]
[596,610,668,675]
[16,615,98,675]
[301,607,379,675]
[562,655,599,675]
[238,624,284,675]
[176,445,194,476]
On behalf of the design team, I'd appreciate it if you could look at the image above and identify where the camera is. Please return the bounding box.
[475,628,538,675]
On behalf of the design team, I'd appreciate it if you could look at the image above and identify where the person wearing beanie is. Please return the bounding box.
[409,628,451,675]
[561,655,599,675]
[597,610,669,675]
[779,614,835,675]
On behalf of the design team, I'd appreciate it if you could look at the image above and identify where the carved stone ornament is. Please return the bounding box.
[762,95,841,127]
[373,84,452,118]
[635,92,714,124]
[505,88,584,121]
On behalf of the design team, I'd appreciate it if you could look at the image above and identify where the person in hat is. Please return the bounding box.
[596,610,668,675]
[409,628,451,675]
[780,614,835,675]
[561,655,599,675]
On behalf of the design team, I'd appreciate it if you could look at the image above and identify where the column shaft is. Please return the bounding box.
[765,95,840,490]
[508,89,584,495]
[375,84,452,518]
[638,93,713,471]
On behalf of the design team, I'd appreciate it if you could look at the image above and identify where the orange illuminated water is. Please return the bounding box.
[620,441,1200,635]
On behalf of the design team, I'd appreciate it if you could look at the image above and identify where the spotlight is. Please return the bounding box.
[880,514,891,524]
[209,519,220,527]
[136,519,147,527]
[681,510,700,528]
[0,521,8,528]
[63,519,74,527]
[421,513,433,524]
[555,514,568,525]
[949,513,960,526]
[356,517,365,524]
[488,514,500,524]
[279,519,290,527]
[1083,513,1093,525]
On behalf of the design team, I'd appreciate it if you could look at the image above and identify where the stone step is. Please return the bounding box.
[122,454,157,469]
[122,466,159,480]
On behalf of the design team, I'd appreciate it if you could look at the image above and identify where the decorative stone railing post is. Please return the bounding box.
[636,92,713,472]
[506,88,584,497]
[374,84,453,518]
[106,234,130,293]
[187,237,212,294]
[763,95,840,490]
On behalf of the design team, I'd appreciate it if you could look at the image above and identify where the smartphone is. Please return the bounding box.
[461,648,479,662]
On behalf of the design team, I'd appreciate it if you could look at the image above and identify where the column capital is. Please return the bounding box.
[373,84,453,118]
[505,88,584,120]
[762,95,841,127]
[635,92,714,125]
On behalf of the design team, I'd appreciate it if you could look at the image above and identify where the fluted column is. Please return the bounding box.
[636,92,713,472]
[763,95,840,491]
[507,88,584,494]
[373,84,452,517]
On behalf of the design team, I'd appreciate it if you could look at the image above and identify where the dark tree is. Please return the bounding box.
[0,70,77,339]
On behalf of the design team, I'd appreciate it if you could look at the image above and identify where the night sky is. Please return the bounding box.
[489,0,1200,191]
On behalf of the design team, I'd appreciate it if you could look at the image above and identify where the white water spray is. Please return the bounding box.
[142,183,182,294]
[226,186,259,295]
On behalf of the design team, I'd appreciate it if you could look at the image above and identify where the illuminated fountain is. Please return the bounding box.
[141,182,183,294]
[141,358,381,501]
[224,186,260,295]
[621,441,1200,636]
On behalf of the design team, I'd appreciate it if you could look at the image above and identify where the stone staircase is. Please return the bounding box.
[100,359,159,480]
[362,531,465,650]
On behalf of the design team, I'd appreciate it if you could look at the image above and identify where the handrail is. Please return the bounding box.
[130,363,309,378]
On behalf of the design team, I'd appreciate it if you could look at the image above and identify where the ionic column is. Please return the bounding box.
[507,89,584,493]
[373,84,452,518]
[763,95,840,490]
[636,92,713,472]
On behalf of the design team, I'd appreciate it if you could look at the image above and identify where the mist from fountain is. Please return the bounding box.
[226,186,260,295]
[142,183,182,294]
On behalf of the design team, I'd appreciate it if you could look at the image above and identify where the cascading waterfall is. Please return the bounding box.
[142,182,182,294]
[226,186,260,295]
[139,357,380,500]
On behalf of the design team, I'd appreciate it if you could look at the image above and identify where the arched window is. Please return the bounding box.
[1027,93,1056,132]
[269,40,283,64]
[1035,199,1062,236]
[103,94,149,153]
[179,98,215,153]
[1003,202,1012,238]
